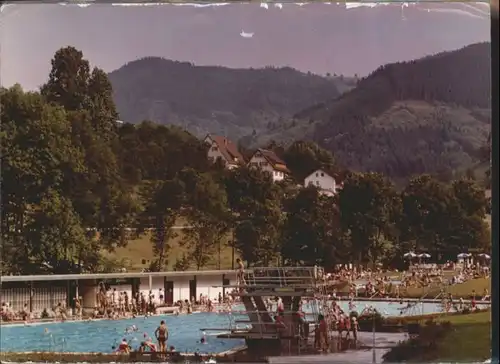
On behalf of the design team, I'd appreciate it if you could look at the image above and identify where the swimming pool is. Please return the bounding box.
[271,299,487,318]
[0,312,246,354]
[0,300,487,353]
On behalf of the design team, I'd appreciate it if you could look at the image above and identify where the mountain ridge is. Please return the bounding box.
[109,42,491,182]
[294,42,491,182]
[109,58,343,139]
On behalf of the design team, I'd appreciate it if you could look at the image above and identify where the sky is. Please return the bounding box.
[0,2,491,91]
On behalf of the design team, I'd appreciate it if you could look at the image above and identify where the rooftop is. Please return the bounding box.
[0,269,240,283]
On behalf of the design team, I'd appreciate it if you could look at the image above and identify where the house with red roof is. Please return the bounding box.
[248,148,290,182]
[204,134,245,169]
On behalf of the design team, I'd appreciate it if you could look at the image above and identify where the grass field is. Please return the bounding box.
[404,277,491,299]
[102,229,239,271]
[383,310,491,362]
[427,311,491,361]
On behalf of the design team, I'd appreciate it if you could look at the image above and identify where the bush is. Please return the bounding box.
[383,319,454,362]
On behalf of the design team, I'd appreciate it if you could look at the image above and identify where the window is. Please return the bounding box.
[316,173,319,177]
[321,172,324,177]
[316,181,320,185]
[212,146,218,151]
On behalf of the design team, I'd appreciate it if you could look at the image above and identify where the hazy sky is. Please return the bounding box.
[0,2,490,91]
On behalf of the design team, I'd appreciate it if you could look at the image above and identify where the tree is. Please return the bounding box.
[41,46,90,112]
[446,179,490,255]
[85,67,120,140]
[337,172,398,266]
[281,186,345,268]
[179,169,230,270]
[0,85,87,274]
[223,167,284,266]
[138,179,185,271]
[283,141,338,181]
[398,175,488,260]
[400,175,454,257]
[451,179,488,218]
[118,122,210,183]
[27,189,97,274]
[41,47,140,254]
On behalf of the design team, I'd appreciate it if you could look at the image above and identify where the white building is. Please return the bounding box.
[204,134,244,169]
[0,270,238,312]
[248,149,290,182]
[304,169,342,196]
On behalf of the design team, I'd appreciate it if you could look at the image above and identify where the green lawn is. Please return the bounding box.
[433,311,491,362]
[102,229,239,271]
[383,311,491,362]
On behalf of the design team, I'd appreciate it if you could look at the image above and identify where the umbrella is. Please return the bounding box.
[457,253,471,259]
[419,253,431,258]
[478,253,491,259]
[403,252,417,258]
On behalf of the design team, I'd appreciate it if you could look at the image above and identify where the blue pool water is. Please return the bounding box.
[0,312,246,354]
[0,300,487,353]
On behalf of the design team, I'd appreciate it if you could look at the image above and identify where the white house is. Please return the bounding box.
[204,134,245,169]
[304,169,342,196]
[248,148,290,182]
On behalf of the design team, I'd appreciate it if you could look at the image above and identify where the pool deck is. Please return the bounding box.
[267,332,406,364]
[0,307,189,327]
[0,345,248,363]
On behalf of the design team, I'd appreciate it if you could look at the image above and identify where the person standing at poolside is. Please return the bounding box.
[74,296,82,318]
[155,320,169,352]
[236,258,246,286]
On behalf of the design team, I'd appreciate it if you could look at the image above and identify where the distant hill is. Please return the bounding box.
[108,58,343,140]
[247,42,491,183]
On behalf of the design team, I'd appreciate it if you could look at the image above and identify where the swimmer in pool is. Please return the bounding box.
[116,338,130,354]
[348,300,356,311]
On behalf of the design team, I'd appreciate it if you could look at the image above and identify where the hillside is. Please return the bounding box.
[108,58,341,140]
[255,42,491,182]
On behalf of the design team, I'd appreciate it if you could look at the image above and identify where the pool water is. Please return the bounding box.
[278,300,468,317]
[0,300,486,353]
[0,312,246,354]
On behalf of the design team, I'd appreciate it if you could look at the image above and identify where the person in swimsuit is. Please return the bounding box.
[155,320,168,352]
[236,258,246,286]
[117,338,130,354]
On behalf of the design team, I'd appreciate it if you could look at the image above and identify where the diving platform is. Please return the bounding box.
[204,266,335,356]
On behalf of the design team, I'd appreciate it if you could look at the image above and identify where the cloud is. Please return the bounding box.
[240,30,254,38]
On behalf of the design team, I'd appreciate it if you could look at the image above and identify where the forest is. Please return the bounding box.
[0,47,491,275]
[109,43,490,183]
[300,42,491,181]
[108,57,340,141]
